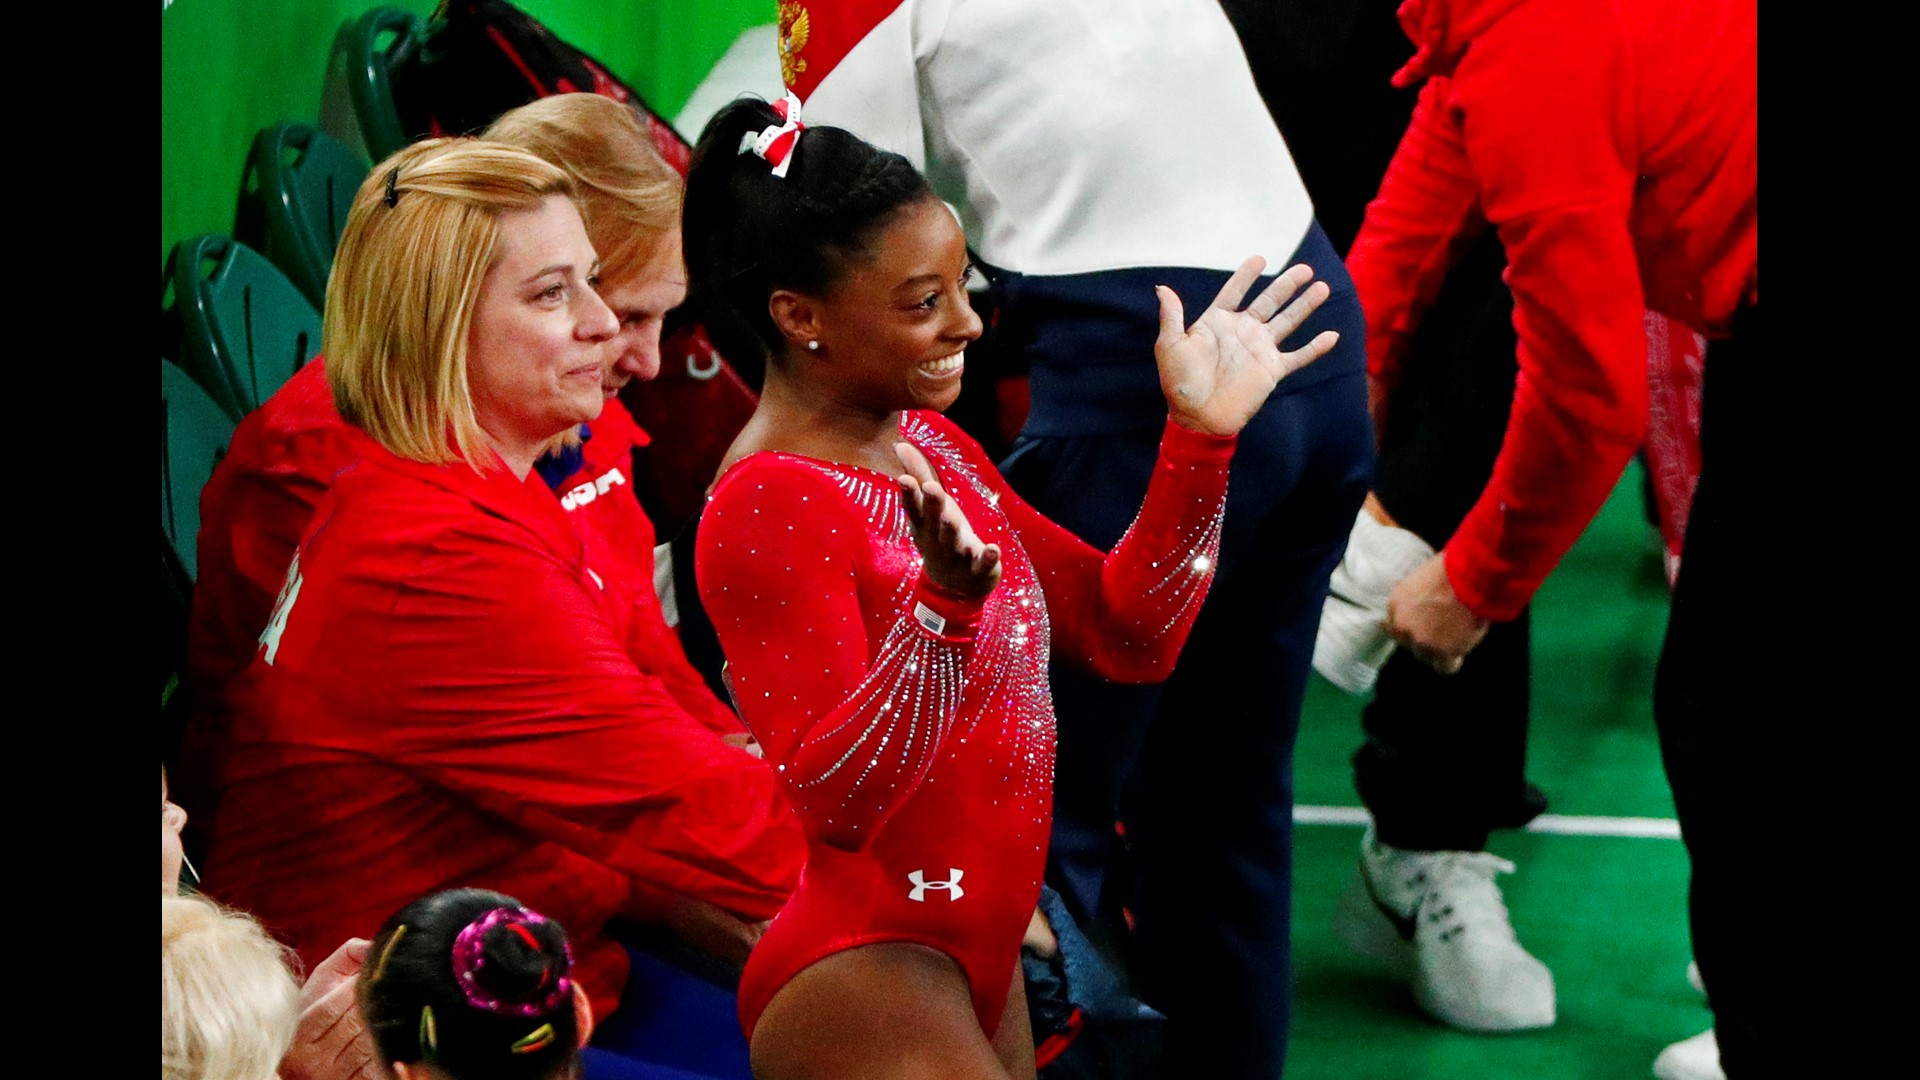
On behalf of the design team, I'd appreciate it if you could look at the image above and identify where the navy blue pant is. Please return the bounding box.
[993,221,1374,1077]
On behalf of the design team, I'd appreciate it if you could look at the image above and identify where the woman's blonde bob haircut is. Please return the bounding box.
[161,893,303,1080]
[324,137,575,467]
[483,92,682,289]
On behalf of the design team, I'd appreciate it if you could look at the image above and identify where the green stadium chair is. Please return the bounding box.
[234,122,370,311]
[162,240,246,421]
[318,6,424,163]
[161,358,238,580]
[162,235,322,421]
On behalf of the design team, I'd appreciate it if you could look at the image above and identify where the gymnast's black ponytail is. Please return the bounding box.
[682,95,933,375]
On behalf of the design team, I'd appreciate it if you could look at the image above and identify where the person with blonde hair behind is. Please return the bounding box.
[483,93,682,324]
[200,136,802,1067]
[162,892,303,1080]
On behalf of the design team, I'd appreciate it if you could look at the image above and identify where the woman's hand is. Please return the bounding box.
[895,442,1002,601]
[1154,257,1340,436]
[278,938,380,1080]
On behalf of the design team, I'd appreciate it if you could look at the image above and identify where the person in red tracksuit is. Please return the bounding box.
[1352,0,1753,662]
[186,95,740,810]
[1330,0,1754,1073]
[186,99,792,972]
[200,138,805,1035]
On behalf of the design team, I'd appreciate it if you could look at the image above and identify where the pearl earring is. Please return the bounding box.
[806,340,820,352]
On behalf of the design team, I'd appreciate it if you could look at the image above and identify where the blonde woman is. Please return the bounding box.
[185,94,745,826]
[202,138,802,1043]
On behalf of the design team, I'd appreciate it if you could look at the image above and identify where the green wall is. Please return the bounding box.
[161,0,771,264]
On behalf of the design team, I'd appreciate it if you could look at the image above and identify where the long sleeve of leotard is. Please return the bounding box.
[697,459,986,851]
[922,413,1236,683]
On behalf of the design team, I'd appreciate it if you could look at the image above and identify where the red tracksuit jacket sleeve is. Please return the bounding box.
[1441,3,1646,619]
[1347,74,1488,405]
[566,398,748,737]
[254,474,805,921]
[625,593,749,735]
[697,458,984,852]
[602,511,744,730]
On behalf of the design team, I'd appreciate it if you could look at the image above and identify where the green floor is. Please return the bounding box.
[1285,463,1708,1078]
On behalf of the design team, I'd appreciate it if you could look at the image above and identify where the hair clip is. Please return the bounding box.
[384,166,402,208]
[368,924,408,985]
[418,1005,439,1063]
[738,91,806,179]
[510,1023,558,1055]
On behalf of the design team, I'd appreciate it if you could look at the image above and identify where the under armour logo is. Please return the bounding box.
[906,868,966,902]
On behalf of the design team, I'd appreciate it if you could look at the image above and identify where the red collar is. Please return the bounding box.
[347,428,589,568]
[581,397,651,475]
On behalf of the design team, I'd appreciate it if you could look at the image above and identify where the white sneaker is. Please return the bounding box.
[1653,1029,1723,1080]
[1313,510,1435,694]
[1332,826,1556,1032]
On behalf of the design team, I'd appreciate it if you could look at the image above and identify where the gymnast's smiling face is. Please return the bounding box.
[773,197,984,417]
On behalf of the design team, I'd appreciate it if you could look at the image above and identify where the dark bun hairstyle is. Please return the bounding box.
[359,888,579,1080]
[682,95,934,377]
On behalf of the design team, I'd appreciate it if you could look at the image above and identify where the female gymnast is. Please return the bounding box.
[686,95,1339,1078]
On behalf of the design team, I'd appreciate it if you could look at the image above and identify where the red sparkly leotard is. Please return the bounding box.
[696,410,1234,1036]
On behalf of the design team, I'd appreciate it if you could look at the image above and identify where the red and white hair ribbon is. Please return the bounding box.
[739,91,806,179]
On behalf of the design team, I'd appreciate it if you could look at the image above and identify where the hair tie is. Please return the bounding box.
[737,91,806,179]
[450,906,574,1018]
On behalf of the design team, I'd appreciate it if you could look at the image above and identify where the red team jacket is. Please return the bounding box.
[190,362,803,1015]
[1349,0,1756,619]
[189,361,745,756]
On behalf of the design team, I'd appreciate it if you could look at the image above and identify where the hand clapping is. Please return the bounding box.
[1154,257,1339,437]
[895,441,1002,601]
